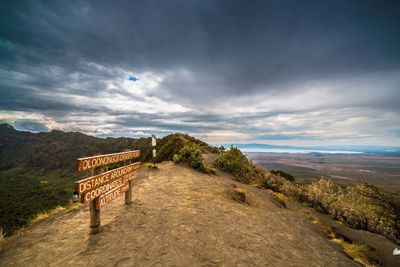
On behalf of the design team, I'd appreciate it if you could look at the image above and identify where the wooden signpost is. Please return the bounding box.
[75,150,140,234]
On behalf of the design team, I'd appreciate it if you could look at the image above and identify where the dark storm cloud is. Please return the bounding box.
[0,0,399,144]
[2,1,400,90]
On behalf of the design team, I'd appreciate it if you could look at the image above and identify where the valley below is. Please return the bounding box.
[246,152,400,189]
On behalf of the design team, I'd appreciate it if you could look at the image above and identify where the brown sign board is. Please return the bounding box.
[75,149,141,233]
[80,173,135,203]
[75,150,140,171]
[96,183,129,210]
[75,162,139,195]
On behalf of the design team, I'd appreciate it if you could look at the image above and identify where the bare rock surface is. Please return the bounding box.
[0,162,356,266]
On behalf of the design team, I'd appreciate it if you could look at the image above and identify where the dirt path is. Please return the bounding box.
[0,162,356,266]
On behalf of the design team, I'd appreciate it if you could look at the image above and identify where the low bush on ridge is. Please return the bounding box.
[155,133,219,163]
[270,170,295,181]
[214,147,264,184]
[173,145,213,174]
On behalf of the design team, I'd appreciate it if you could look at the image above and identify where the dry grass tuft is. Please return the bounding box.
[302,210,340,239]
[0,227,4,243]
[273,193,287,208]
[332,238,379,267]
[303,210,320,225]
[232,188,247,203]
[206,167,217,175]
[30,206,66,224]
[302,210,379,266]
[141,162,158,169]
[30,202,81,225]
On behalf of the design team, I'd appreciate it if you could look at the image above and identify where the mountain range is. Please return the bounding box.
[227,143,400,155]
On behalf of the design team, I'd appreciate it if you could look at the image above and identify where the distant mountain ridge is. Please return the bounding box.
[227,143,400,155]
[0,123,216,173]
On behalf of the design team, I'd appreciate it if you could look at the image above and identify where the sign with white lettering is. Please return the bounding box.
[75,150,140,171]
[95,183,129,210]
[75,149,141,233]
[80,174,135,203]
[75,162,139,195]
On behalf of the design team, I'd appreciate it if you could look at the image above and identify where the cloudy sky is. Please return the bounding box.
[1,0,399,145]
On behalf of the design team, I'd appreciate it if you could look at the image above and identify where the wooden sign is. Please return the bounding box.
[79,173,135,203]
[75,162,139,195]
[75,150,140,171]
[96,183,129,210]
[75,149,141,234]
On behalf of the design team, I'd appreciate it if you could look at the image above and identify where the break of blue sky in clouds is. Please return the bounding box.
[0,0,399,145]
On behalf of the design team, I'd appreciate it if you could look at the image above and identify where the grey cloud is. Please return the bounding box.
[14,120,49,132]
[0,0,399,144]
[115,115,222,133]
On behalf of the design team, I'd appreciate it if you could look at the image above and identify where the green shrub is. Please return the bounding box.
[155,133,219,162]
[214,147,264,184]
[307,178,340,214]
[270,169,295,181]
[262,172,307,202]
[173,145,210,173]
[262,174,284,192]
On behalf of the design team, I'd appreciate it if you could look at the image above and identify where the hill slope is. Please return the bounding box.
[0,162,357,266]
[0,124,217,235]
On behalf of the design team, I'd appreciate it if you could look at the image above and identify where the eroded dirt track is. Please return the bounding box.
[0,162,356,266]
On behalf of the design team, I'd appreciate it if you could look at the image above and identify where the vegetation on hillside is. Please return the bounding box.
[213,146,400,245]
[214,146,264,184]
[270,170,295,181]
[172,145,212,174]
[155,133,218,163]
[262,173,400,245]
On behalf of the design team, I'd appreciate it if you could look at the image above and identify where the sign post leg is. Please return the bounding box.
[124,158,132,205]
[89,199,100,234]
[125,180,133,205]
[89,167,100,234]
